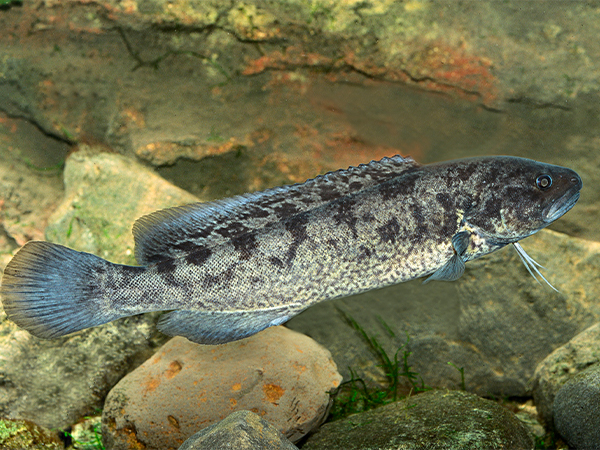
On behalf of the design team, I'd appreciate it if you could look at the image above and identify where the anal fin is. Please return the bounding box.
[157,305,302,345]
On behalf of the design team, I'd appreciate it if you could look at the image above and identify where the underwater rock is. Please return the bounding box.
[178,410,298,450]
[287,230,600,398]
[301,390,534,450]
[0,418,63,450]
[553,364,600,450]
[0,124,65,248]
[0,148,198,430]
[531,322,600,426]
[101,326,342,450]
[46,147,201,262]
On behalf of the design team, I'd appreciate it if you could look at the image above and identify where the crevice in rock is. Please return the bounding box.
[0,109,75,146]
[507,96,572,111]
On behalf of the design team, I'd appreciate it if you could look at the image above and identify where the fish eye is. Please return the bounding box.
[536,174,552,190]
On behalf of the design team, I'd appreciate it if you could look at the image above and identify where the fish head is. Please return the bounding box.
[463,156,582,244]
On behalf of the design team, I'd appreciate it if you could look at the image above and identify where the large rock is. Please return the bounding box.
[301,390,534,450]
[102,327,342,449]
[178,410,298,450]
[0,149,198,429]
[553,364,600,450]
[0,119,66,248]
[531,322,600,426]
[45,148,201,263]
[288,230,600,398]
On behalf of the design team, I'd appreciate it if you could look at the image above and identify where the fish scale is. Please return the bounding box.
[1,155,582,344]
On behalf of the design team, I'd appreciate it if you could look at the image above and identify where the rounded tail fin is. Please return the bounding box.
[1,241,125,339]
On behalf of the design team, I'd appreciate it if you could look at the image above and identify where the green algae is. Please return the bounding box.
[0,418,62,450]
[329,311,430,421]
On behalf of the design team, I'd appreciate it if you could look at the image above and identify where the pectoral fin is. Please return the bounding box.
[450,230,470,255]
[423,231,470,283]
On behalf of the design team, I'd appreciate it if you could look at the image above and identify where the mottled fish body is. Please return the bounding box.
[1,156,582,344]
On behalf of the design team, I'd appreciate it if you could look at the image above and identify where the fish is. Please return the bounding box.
[0,155,582,344]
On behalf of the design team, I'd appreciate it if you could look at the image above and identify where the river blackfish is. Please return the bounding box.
[1,155,582,344]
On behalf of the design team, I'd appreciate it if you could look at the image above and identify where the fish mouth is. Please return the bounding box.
[543,190,580,223]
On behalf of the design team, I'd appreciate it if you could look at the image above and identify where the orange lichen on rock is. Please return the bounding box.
[120,108,146,130]
[142,376,161,394]
[244,40,498,106]
[262,383,285,405]
[165,360,182,379]
[411,42,499,106]
[135,139,243,166]
[242,46,334,76]
[0,116,18,134]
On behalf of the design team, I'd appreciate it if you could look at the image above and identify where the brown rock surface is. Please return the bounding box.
[102,326,342,449]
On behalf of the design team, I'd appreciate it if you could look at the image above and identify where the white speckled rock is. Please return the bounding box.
[178,410,299,450]
[102,326,342,450]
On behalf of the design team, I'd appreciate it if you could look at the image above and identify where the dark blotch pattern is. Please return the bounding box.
[359,244,372,259]
[317,184,342,202]
[411,206,429,244]
[245,203,272,218]
[436,193,454,212]
[349,181,364,191]
[454,163,478,182]
[203,267,235,288]
[362,212,377,223]
[186,247,212,266]
[216,221,252,239]
[269,256,285,268]
[232,233,258,260]
[271,202,301,217]
[154,259,179,287]
[284,214,309,265]
[440,222,456,240]
[483,196,502,218]
[331,197,359,238]
[377,217,401,244]
[378,171,419,201]
[83,155,579,334]
[134,156,419,264]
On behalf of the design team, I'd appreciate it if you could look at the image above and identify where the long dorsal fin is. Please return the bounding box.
[133,155,419,264]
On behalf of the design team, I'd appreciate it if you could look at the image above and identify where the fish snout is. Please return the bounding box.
[542,168,582,223]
